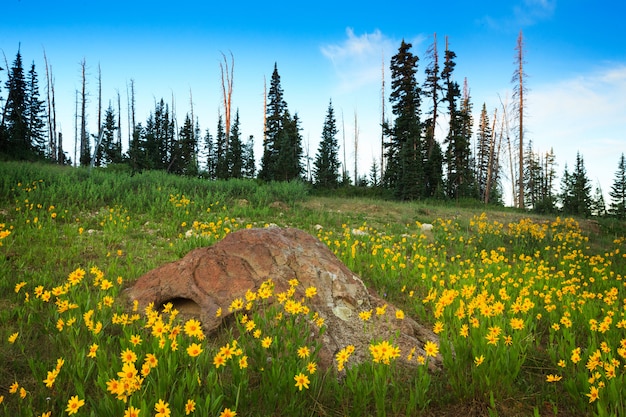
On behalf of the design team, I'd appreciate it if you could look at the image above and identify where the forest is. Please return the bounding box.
[1,32,625,219]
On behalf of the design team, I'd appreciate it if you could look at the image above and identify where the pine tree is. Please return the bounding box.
[242,135,256,179]
[384,40,422,200]
[214,114,229,179]
[313,99,341,188]
[3,50,29,158]
[443,47,473,199]
[259,63,287,181]
[203,128,216,179]
[275,111,304,181]
[609,153,626,219]
[175,114,198,176]
[590,184,606,217]
[26,62,47,158]
[561,152,591,216]
[475,103,492,197]
[227,110,243,178]
[98,104,121,166]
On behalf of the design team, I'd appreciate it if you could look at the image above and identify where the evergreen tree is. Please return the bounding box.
[26,62,47,158]
[422,35,443,197]
[560,152,591,216]
[313,100,341,188]
[369,158,380,187]
[3,50,29,158]
[475,103,491,198]
[523,141,542,209]
[203,129,216,179]
[242,135,256,179]
[98,104,122,166]
[609,153,626,219]
[174,114,198,176]
[442,49,473,199]
[214,114,229,179]
[127,123,146,172]
[259,63,287,181]
[227,110,243,178]
[384,40,423,200]
[590,184,606,217]
[275,111,304,181]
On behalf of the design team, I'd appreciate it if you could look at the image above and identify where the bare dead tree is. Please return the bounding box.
[97,63,102,138]
[79,58,89,166]
[380,51,386,180]
[43,49,57,162]
[512,30,527,208]
[354,110,359,186]
[263,75,267,151]
[220,51,234,147]
[341,110,347,182]
[484,108,498,203]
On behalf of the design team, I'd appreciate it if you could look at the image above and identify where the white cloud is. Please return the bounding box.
[320,28,398,94]
[527,64,626,193]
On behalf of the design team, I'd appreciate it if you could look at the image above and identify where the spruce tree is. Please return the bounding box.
[259,63,287,181]
[98,104,121,166]
[274,111,303,181]
[227,110,243,178]
[3,50,29,158]
[175,114,198,176]
[242,135,256,179]
[26,62,47,158]
[561,152,591,216]
[313,100,340,188]
[609,153,626,219]
[214,114,229,179]
[384,40,422,200]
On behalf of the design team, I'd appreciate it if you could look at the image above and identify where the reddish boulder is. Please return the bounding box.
[124,227,441,370]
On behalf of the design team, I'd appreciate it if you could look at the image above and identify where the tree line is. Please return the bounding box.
[1,40,625,219]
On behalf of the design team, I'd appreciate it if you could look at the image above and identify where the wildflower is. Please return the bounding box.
[219,342,237,359]
[20,387,27,398]
[185,399,196,415]
[297,346,310,359]
[238,356,248,369]
[474,355,485,366]
[586,386,599,403]
[213,353,226,368]
[229,298,244,312]
[305,286,317,298]
[144,353,158,368]
[294,372,310,391]
[43,369,59,388]
[184,319,203,338]
[215,307,222,317]
[557,359,566,368]
[130,334,142,346]
[66,395,85,415]
[219,408,237,417]
[571,347,581,364]
[485,333,499,346]
[154,399,171,417]
[460,324,469,338]
[9,381,19,393]
[504,335,513,346]
[359,310,372,321]
[8,332,18,343]
[510,317,524,330]
[261,336,273,348]
[433,321,444,334]
[376,304,387,316]
[424,341,439,357]
[546,374,562,382]
[121,348,138,364]
[67,268,85,286]
[187,343,203,357]
[14,281,27,293]
[124,406,141,417]
[307,361,317,374]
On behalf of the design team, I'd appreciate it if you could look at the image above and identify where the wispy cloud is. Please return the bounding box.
[527,64,626,184]
[479,0,557,31]
[321,28,402,94]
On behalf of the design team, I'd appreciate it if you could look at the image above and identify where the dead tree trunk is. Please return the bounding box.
[513,31,527,209]
[220,51,234,148]
[43,50,57,162]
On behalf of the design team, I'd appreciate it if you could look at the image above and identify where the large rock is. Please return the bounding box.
[124,227,441,370]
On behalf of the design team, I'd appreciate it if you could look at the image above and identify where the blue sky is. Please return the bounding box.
[2,0,625,204]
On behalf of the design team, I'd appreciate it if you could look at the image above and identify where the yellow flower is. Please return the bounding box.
[43,369,59,388]
[424,341,439,357]
[121,348,137,364]
[187,343,203,357]
[395,309,405,320]
[213,353,227,368]
[307,361,317,374]
[184,319,203,338]
[460,324,469,338]
[359,310,372,321]
[124,406,141,417]
[474,355,485,366]
[433,321,444,334]
[261,336,273,348]
[19,387,27,399]
[65,395,85,415]
[297,346,310,359]
[14,281,27,293]
[546,374,562,382]
[219,408,237,417]
[376,304,387,316]
[215,307,222,317]
[154,399,171,417]
[9,381,19,393]
[8,332,18,343]
[144,353,158,368]
[130,334,142,346]
[305,286,317,298]
[238,355,248,369]
[586,386,599,403]
[294,372,310,391]
[185,399,196,415]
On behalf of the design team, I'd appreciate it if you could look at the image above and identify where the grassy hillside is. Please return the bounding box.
[1,162,625,416]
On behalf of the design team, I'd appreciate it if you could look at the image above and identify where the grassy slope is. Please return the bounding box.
[1,161,625,416]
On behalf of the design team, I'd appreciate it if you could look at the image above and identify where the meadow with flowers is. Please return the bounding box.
[1,161,625,416]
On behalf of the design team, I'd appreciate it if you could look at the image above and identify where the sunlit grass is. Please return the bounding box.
[1,162,625,416]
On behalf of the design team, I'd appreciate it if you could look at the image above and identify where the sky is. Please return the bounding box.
[2,0,625,205]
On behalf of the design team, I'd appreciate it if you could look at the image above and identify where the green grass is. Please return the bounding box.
[1,161,625,417]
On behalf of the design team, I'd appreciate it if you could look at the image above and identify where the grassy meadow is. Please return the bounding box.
[1,161,625,417]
